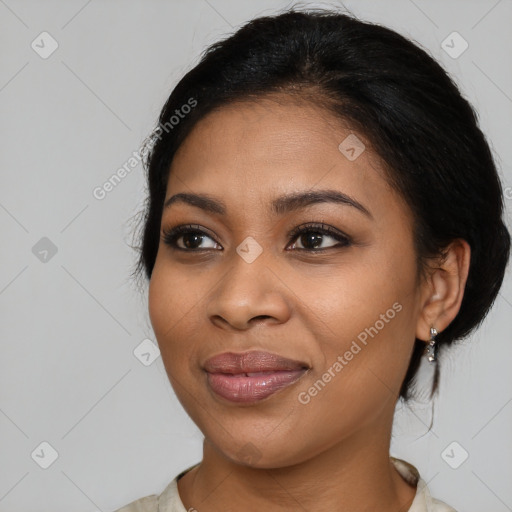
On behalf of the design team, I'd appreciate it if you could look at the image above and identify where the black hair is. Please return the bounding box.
[130,8,511,402]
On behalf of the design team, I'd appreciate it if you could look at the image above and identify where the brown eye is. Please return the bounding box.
[288,224,351,251]
[162,225,221,251]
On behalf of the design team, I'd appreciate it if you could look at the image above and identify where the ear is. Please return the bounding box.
[415,238,471,342]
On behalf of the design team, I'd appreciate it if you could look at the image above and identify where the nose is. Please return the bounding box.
[206,254,292,331]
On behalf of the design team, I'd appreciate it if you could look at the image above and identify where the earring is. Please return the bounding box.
[426,327,437,362]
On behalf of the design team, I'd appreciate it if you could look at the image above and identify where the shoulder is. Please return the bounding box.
[390,457,459,512]
[431,497,458,512]
[112,463,197,512]
[413,476,459,512]
[112,494,158,512]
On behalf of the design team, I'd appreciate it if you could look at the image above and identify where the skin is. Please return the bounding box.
[148,95,471,512]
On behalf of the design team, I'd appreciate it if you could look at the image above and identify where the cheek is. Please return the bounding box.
[148,266,174,341]
[148,261,198,353]
[293,306,415,447]
[304,248,418,391]
[305,260,411,343]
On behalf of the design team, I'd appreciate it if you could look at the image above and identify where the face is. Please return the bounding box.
[148,96,425,468]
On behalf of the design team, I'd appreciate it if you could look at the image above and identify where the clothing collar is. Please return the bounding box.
[157,457,447,512]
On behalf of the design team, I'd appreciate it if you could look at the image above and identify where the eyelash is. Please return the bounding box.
[161,223,352,253]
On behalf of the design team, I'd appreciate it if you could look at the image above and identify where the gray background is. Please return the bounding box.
[1,0,511,511]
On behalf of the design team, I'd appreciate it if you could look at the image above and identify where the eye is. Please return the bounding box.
[162,222,352,253]
[162,224,221,251]
[287,223,351,251]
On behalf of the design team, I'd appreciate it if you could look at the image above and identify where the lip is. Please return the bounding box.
[204,351,309,403]
[204,350,308,374]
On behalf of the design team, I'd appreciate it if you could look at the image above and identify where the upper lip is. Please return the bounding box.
[203,350,309,374]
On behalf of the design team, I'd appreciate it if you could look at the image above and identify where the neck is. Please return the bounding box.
[177,416,417,512]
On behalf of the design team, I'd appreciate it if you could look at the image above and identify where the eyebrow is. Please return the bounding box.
[163,189,373,219]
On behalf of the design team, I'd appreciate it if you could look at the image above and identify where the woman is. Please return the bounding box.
[116,8,510,512]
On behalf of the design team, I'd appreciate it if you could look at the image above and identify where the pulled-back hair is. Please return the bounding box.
[131,8,511,402]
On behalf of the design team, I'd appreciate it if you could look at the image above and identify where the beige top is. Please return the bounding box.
[113,457,457,512]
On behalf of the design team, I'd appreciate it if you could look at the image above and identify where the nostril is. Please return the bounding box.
[252,315,272,321]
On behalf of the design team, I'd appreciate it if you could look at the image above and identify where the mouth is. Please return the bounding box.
[203,350,309,403]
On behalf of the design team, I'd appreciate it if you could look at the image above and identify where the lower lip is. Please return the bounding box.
[206,369,307,403]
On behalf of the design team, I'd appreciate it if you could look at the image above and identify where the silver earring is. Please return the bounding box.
[426,327,437,362]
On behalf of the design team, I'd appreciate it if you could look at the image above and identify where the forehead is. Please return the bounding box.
[171,96,371,174]
[165,96,406,221]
